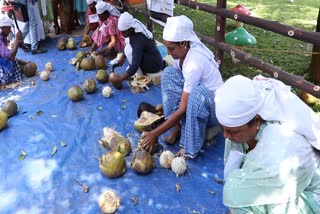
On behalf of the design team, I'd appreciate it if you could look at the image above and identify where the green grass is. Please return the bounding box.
[130,0,319,82]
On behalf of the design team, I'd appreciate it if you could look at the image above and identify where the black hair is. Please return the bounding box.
[137,102,157,117]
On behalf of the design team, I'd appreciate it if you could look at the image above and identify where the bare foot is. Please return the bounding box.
[163,124,180,145]
[175,148,189,159]
[176,148,185,157]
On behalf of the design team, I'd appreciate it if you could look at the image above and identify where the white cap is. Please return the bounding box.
[0,14,13,28]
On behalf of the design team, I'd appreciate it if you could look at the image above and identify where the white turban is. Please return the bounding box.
[163,15,219,68]
[0,14,13,28]
[215,74,320,150]
[86,0,95,5]
[95,1,120,17]
[118,12,153,39]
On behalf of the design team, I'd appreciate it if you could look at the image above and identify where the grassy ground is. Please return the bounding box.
[130,0,319,82]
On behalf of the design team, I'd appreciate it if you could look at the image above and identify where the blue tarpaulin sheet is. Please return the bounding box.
[0,37,228,214]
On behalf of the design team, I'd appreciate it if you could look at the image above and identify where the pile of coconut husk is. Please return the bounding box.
[128,74,152,93]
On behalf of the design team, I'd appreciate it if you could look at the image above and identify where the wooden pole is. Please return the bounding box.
[175,0,320,46]
[215,0,226,71]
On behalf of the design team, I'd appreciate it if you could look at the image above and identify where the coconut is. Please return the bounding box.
[76,51,87,60]
[45,62,53,72]
[83,78,97,94]
[159,150,175,169]
[102,86,113,97]
[67,86,84,102]
[95,55,107,69]
[171,157,187,177]
[300,91,317,106]
[57,37,67,50]
[40,71,50,81]
[0,111,8,131]
[109,136,131,156]
[131,149,155,175]
[99,151,126,178]
[98,190,120,214]
[109,73,122,89]
[100,127,122,147]
[96,69,109,83]
[80,58,96,71]
[134,111,164,132]
[1,100,18,117]
[23,62,37,77]
[66,38,77,50]
[138,133,159,154]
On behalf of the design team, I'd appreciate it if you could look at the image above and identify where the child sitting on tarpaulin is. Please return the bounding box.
[88,1,124,63]
[0,14,26,85]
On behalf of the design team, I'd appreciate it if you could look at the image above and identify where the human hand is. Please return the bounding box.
[16,31,22,41]
[140,131,158,153]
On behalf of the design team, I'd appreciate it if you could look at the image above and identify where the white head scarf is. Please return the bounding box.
[95,1,120,16]
[163,15,219,68]
[86,0,95,5]
[0,14,13,28]
[118,12,153,39]
[215,74,320,150]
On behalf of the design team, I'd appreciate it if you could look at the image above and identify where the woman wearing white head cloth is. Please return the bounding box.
[215,75,320,213]
[109,12,164,85]
[140,15,223,158]
[89,0,124,61]
[0,14,27,84]
[79,0,99,47]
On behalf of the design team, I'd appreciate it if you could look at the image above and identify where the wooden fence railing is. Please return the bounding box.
[128,0,320,97]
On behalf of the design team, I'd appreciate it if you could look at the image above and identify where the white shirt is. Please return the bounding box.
[174,48,223,94]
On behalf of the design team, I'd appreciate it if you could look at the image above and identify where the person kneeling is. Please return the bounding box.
[109,12,165,86]
[0,14,26,85]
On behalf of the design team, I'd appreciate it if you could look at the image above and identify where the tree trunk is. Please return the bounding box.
[310,7,320,83]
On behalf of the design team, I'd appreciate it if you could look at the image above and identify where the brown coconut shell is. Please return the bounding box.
[131,149,155,175]
[1,100,18,117]
[95,55,107,69]
[80,58,96,71]
[83,78,97,94]
[109,72,123,89]
[57,37,67,50]
[23,62,37,77]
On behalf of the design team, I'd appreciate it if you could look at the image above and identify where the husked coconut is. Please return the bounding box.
[45,62,53,71]
[102,86,113,97]
[98,190,120,214]
[159,150,175,169]
[99,151,126,178]
[1,100,18,117]
[0,111,8,131]
[40,71,50,81]
[67,86,84,102]
[171,157,187,177]
[83,78,97,94]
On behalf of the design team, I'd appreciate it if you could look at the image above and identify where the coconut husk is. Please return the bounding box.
[0,83,20,90]
[134,111,164,133]
[137,133,160,154]
[128,74,151,94]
